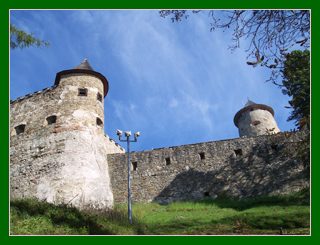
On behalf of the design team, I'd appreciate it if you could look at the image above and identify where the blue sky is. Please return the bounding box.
[10,10,298,152]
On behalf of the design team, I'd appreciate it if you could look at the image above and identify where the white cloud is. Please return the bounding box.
[169,97,178,108]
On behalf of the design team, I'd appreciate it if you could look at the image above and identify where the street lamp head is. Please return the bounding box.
[116,129,123,136]
[134,131,140,137]
[125,131,131,137]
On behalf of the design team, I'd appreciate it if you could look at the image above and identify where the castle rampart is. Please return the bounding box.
[108,134,309,205]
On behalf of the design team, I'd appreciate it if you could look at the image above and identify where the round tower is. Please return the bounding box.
[234,99,280,137]
[54,58,109,132]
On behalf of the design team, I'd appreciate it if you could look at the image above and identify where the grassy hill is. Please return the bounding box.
[10,188,310,235]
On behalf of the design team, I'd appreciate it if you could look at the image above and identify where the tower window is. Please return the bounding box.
[234,149,243,157]
[165,157,171,166]
[97,92,102,102]
[131,162,138,171]
[46,115,57,125]
[96,117,103,126]
[199,152,205,160]
[78,88,88,96]
[204,192,210,197]
[15,124,26,135]
[250,119,261,126]
[271,144,278,151]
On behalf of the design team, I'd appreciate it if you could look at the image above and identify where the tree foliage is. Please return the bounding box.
[159,10,310,83]
[280,50,310,167]
[281,49,310,128]
[10,23,50,50]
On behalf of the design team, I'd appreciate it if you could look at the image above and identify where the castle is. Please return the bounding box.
[10,59,309,210]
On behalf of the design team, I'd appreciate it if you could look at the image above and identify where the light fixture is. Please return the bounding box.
[134,131,140,137]
[116,129,123,140]
[116,129,140,224]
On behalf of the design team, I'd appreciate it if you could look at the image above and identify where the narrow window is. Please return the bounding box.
[46,115,57,125]
[78,88,88,96]
[234,149,242,157]
[204,192,210,197]
[131,162,137,171]
[271,144,278,151]
[165,157,171,166]
[15,124,25,135]
[199,152,205,160]
[97,92,102,102]
[250,119,261,126]
[96,117,103,126]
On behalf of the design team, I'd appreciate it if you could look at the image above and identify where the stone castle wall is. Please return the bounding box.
[10,128,114,210]
[108,134,309,205]
[10,80,123,210]
[10,72,308,209]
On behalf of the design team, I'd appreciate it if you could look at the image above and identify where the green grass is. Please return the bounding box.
[10,188,310,235]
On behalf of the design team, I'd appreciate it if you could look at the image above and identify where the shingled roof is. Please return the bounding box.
[72,58,93,70]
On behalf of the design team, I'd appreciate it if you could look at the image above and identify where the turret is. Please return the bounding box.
[54,58,109,133]
[234,99,280,137]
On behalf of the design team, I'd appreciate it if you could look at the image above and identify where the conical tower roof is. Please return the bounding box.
[233,98,275,127]
[54,58,109,97]
[244,98,257,107]
[72,58,93,70]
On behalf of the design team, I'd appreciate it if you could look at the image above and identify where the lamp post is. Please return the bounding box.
[116,129,140,223]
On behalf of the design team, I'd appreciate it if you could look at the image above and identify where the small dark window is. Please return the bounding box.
[165,157,171,166]
[132,162,137,171]
[97,92,102,102]
[46,115,57,125]
[15,124,25,135]
[271,144,278,151]
[96,118,103,126]
[199,152,205,160]
[78,88,88,96]
[250,108,254,111]
[204,192,210,197]
[234,149,243,157]
[250,119,261,126]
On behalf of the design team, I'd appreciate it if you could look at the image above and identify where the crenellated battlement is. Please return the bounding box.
[10,85,59,105]
[104,134,125,153]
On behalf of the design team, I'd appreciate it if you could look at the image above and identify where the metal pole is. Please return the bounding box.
[127,136,132,223]
[117,130,139,224]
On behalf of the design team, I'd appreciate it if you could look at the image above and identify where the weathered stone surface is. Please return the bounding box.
[108,134,309,205]
[10,128,114,211]
[10,65,124,211]
[234,100,281,137]
[237,109,280,137]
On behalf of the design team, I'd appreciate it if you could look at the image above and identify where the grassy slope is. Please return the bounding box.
[10,188,310,235]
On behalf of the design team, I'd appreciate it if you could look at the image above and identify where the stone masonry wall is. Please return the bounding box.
[10,79,123,210]
[10,127,114,210]
[238,109,280,137]
[108,134,309,205]
[10,77,308,208]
